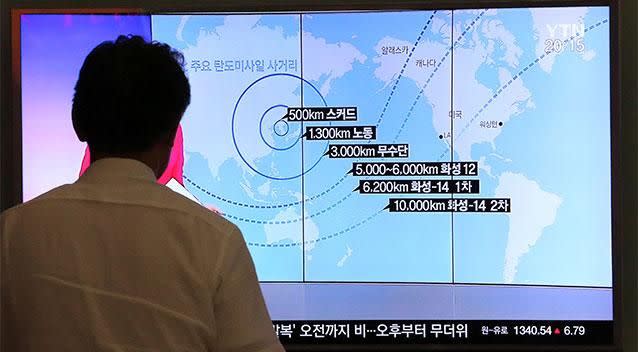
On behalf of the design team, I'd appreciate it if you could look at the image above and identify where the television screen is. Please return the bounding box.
[19,5,613,347]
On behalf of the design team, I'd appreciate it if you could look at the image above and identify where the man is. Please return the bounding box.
[1,35,284,352]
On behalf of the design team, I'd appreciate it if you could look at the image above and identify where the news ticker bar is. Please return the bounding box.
[273,320,613,345]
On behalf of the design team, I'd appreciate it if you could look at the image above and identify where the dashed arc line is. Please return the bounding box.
[375,11,438,128]
[436,17,609,161]
[183,173,348,209]
[460,18,609,137]
[246,209,385,248]
[392,10,487,143]
[225,192,354,225]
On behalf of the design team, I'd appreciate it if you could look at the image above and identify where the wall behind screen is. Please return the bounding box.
[618,0,638,350]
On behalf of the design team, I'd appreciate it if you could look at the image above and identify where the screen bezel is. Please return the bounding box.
[5,1,621,351]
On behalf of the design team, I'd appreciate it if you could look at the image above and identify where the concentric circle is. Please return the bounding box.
[231,73,329,181]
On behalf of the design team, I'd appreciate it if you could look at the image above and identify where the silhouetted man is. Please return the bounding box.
[1,35,284,352]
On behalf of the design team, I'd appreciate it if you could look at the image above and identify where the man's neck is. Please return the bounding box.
[90,151,160,178]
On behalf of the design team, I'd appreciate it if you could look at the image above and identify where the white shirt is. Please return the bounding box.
[1,158,284,352]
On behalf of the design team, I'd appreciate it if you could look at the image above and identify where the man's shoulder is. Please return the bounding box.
[2,183,239,241]
[1,185,73,217]
[150,183,240,238]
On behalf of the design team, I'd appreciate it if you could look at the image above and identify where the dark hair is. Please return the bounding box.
[72,35,190,154]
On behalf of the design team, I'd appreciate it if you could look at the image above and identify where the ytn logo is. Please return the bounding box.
[545,23,586,38]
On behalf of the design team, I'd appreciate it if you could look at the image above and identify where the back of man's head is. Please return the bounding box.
[72,35,190,155]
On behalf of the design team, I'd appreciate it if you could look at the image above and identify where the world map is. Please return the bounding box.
[152,7,611,286]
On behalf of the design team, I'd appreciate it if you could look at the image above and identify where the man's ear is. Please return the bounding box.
[72,114,87,142]
[163,125,179,147]
[74,128,87,142]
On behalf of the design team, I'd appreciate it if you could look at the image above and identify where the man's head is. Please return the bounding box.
[72,35,190,177]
